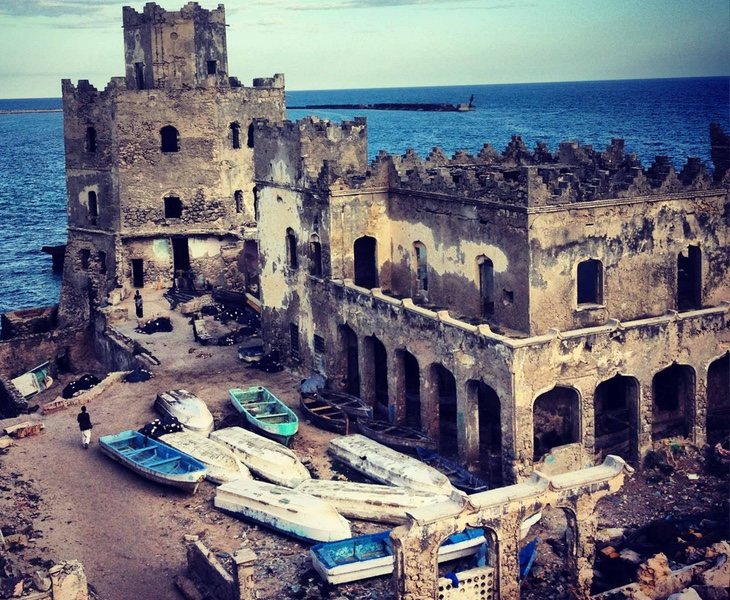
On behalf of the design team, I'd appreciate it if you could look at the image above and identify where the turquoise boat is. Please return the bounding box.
[229,386,298,446]
[99,430,207,494]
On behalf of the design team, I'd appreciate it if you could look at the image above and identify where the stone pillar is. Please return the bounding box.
[563,499,598,599]
[581,387,596,461]
[693,366,708,447]
[234,548,257,600]
[392,525,443,600]
[359,336,376,408]
[495,514,522,600]
[637,378,654,462]
[457,377,478,466]
[391,349,406,424]
[421,367,439,440]
[49,561,88,600]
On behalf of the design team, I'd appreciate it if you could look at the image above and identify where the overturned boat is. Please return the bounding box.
[159,430,250,484]
[154,389,214,436]
[214,479,351,543]
[210,426,310,487]
[296,479,451,524]
[328,434,453,495]
[310,527,486,584]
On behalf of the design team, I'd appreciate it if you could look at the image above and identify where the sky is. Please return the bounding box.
[0,0,727,99]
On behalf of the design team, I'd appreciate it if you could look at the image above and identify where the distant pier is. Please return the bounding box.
[289,99,475,113]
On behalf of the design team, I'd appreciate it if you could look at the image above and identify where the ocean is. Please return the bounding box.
[0,77,728,314]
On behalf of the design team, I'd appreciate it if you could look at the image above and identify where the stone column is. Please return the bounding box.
[359,335,376,407]
[563,499,598,599]
[457,376,478,467]
[420,367,439,440]
[637,378,654,463]
[692,366,708,447]
[234,548,257,600]
[390,349,406,424]
[495,514,522,600]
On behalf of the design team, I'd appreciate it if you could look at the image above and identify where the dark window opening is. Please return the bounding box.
[132,259,144,288]
[79,249,90,270]
[207,60,217,75]
[88,191,98,221]
[230,122,241,149]
[677,245,701,310]
[577,259,603,305]
[99,251,107,274]
[134,62,145,90]
[309,234,322,278]
[86,127,97,153]
[471,380,502,485]
[707,354,730,444]
[164,196,182,219]
[290,323,300,361]
[502,289,514,305]
[172,237,190,274]
[234,190,243,214]
[314,334,325,354]
[160,125,179,152]
[247,122,255,148]
[414,242,428,292]
[533,386,580,461]
[401,351,421,430]
[243,240,261,298]
[252,186,259,221]
[652,364,694,440]
[478,257,494,317]
[286,228,298,270]
[354,236,377,288]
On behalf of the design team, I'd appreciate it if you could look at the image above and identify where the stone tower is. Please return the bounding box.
[59,2,285,326]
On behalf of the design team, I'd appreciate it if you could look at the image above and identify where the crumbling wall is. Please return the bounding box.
[0,306,58,340]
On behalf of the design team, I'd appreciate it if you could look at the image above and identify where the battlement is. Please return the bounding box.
[333,130,727,206]
[122,2,225,27]
[252,74,285,89]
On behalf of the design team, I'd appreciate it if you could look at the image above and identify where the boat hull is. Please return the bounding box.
[299,395,349,434]
[317,390,372,419]
[296,480,449,524]
[328,434,453,495]
[416,448,489,494]
[154,389,214,436]
[159,431,251,484]
[229,386,298,445]
[210,426,310,488]
[99,430,207,494]
[356,417,437,454]
[214,479,351,543]
[311,528,486,584]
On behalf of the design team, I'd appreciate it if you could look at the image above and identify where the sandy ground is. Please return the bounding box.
[0,291,388,600]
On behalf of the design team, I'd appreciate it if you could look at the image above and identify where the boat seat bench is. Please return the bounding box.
[123,446,156,457]
[144,457,181,468]
[257,412,288,419]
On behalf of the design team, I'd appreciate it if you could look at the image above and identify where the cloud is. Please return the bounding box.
[0,0,119,19]
[284,0,524,10]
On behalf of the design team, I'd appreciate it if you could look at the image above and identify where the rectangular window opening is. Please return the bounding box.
[207,60,217,75]
[290,323,300,361]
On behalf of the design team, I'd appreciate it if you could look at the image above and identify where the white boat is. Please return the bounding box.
[296,479,451,524]
[210,427,310,488]
[310,527,486,584]
[154,389,214,436]
[214,479,351,543]
[328,434,453,495]
[159,431,251,485]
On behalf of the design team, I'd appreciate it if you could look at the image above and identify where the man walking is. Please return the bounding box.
[77,406,93,449]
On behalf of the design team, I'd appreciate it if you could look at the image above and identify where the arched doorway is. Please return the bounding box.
[338,324,359,396]
[652,364,694,440]
[354,236,378,288]
[365,336,388,418]
[533,386,580,461]
[398,350,421,429]
[594,375,639,464]
[467,380,502,485]
[477,256,494,317]
[431,364,457,456]
[707,353,729,444]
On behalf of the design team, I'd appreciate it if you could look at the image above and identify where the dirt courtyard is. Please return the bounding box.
[0,291,388,600]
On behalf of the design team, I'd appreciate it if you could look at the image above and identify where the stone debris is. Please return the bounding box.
[3,422,43,439]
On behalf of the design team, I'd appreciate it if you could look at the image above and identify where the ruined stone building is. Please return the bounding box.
[57,2,729,486]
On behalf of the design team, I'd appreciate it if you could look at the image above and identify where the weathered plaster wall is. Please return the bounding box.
[528,191,729,333]
[0,325,89,380]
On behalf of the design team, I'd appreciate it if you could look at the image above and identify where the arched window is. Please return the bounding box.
[234,190,243,214]
[577,259,603,305]
[413,241,428,292]
[354,236,377,288]
[85,127,97,153]
[677,246,701,310]
[230,122,241,149]
[286,228,298,270]
[309,234,322,277]
[247,122,255,148]
[164,196,182,219]
[160,125,179,152]
[477,256,494,317]
[88,191,98,220]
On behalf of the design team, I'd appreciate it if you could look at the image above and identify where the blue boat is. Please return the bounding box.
[229,386,298,446]
[311,528,486,584]
[99,430,207,494]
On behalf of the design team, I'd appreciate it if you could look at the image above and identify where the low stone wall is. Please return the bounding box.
[0,326,88,380]
[177,539,256,600]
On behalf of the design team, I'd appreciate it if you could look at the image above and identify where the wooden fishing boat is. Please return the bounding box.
[229,386,298,445]
[296,480,450,524]
[317,390,372,419]
[300,394,349,434]
[310,528,486,584]
[214,479,351,543]
[210,426,310,488]
[416,448,489,494]
[99,430,207,494]
[356,417,437,454]
[154,389,214,436]
[328,434,453,495]
[159,430,251,484]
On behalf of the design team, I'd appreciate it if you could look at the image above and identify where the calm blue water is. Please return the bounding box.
[0,78,727,314]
